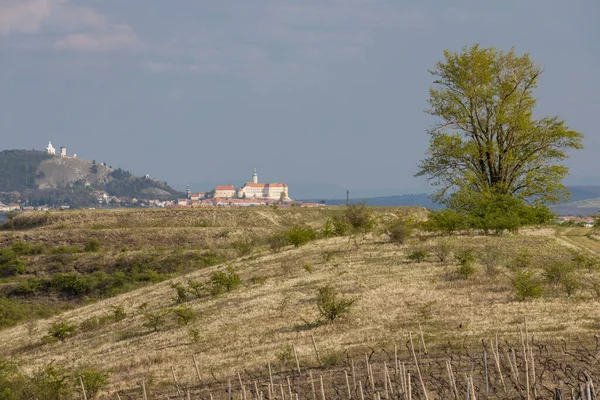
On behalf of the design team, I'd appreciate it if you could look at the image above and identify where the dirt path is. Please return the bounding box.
[554,227,600,257]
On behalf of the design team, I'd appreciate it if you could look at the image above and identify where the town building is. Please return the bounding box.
[230,169,289,201]
[215,185,236,198]
[46,141,56,155]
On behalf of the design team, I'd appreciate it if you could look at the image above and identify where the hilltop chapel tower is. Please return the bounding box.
[252,168,258,184]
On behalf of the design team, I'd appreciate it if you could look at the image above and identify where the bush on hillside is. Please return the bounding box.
[316,284,357,323]
[209,266,241,295]
[384,218,414,244]
[407,249,429,263]
[513,270,543,301]
[83,238,102,253]
[47,320,77,342]
[286,226,317,248]
[267,231,289,253]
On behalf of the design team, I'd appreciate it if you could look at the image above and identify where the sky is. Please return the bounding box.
[0,0,599,196]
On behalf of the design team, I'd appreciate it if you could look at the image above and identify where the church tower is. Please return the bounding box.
[252,168,258,184]
[46,141,56,155]
[186,185,191,199]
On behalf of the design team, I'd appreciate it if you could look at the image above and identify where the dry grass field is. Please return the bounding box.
[1,207,600,398]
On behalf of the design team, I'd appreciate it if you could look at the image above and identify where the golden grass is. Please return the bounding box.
[2,223,599,396]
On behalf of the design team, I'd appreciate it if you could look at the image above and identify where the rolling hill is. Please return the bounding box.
[1,207,599,398]
[0,149,183,207]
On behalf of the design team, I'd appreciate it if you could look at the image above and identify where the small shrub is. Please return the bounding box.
[172,304,196,326]
[455,249,476,279]
[250,275,267,285]
[48,246,79,255]
[302,263,313,273]
[28,363,72,400]
[188,327,201,343]
[316,285,356,323]
[330,215,350,236]
[432,238,452,264]
[407,249,429,263]
[321,348,343,367]
[83,238,102,253]
[275,344,295,369]
[561,275,580,297]
[286,226,317,248]
[79,316,102,332]
[51,273,92,296]
[209,266,241,295]
[11,240,44,255]
[457,262,476,279]
[267,231,289,253]
[543,262,575,285]
[480,244,503,276]
[513,270,543,301]
[384,218,414,244]
[143,311,167,333]
[232,236,255,257]
[422,209,467,235]
[76,366,110,399]
[47,320,77,341]
[171,283,188,304]
[188,280,206,298]
[344,202,376,234]
[111,305,126,322]
[513,250,533,269]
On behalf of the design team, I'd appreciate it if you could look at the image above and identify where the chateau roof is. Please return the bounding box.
[242,182,287,188]
[215,185,235,191]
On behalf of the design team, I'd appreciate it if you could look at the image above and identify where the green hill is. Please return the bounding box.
[0,150,183,207]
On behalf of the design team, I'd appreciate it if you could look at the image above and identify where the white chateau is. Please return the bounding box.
[215,169,289,201]
[46,141,70,158]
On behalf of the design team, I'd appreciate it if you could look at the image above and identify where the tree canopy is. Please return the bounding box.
[416,44,583,206]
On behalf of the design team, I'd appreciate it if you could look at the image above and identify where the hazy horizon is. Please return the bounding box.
[1,0,598,193]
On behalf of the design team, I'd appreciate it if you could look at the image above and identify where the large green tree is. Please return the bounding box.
[416,44,583,206]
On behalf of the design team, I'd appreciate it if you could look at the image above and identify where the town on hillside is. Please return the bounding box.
[0,142,321,212]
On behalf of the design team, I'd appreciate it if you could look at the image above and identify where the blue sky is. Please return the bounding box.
[1,0,598,195]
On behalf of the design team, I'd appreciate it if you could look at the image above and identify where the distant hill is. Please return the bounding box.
[0,149,183,207]
[300,193,441,208]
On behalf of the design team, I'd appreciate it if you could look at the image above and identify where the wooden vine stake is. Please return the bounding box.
[171,366,182,396]
[292,345,301,374]
[418,324,428,355]
[409,332,428,400]
[142,379,148,400]
[79,376,88,400]
[359,381,365,400]
[193,354,202,383]
[310,370,317,400]
[345,370,352,399]
[311,334,323,366]
[320,375,326,400]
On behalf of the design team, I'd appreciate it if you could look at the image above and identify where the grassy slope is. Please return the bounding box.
[1,208,599,397]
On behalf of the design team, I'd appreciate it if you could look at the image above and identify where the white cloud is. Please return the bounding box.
[0,0,105,35]
[54,24,140,52]
[0,0,138,52]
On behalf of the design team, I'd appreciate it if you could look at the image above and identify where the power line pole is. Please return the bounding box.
[346,190,349,205]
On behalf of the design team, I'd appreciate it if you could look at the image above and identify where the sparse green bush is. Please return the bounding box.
[188,280,206,298]
[407,249,429,263]
[47,320,77,341]
[28,362,72,400]
[561,275,580,297]
[209,266,241,295]
[232,236,255,257]
[0,357,27,399]
[11,240,44,255]
[513,270,543,301]
[286,226,317,248]
[250,275,267,285]
[51,273,92,296]
[321,348,343,367]
[48,246,80,255]
[432,238,452,263]
[111,305,127,322]
[345,202,375,233]
[544,261,575,285]
[199,250,226,267]
[455,249,476,279]
[422,209,467,235]
[267,231,289,253]
[83,238,102,253]
[0,249,26,277]
[171,283,188,304]
[76,366,110,399]
[384,218,414,244]
[143,311,167,333]
[323,216,350,237]
[172,304,196,326]
[480,244,503,276]
[513,249,533,269]
[316,284,356,323]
